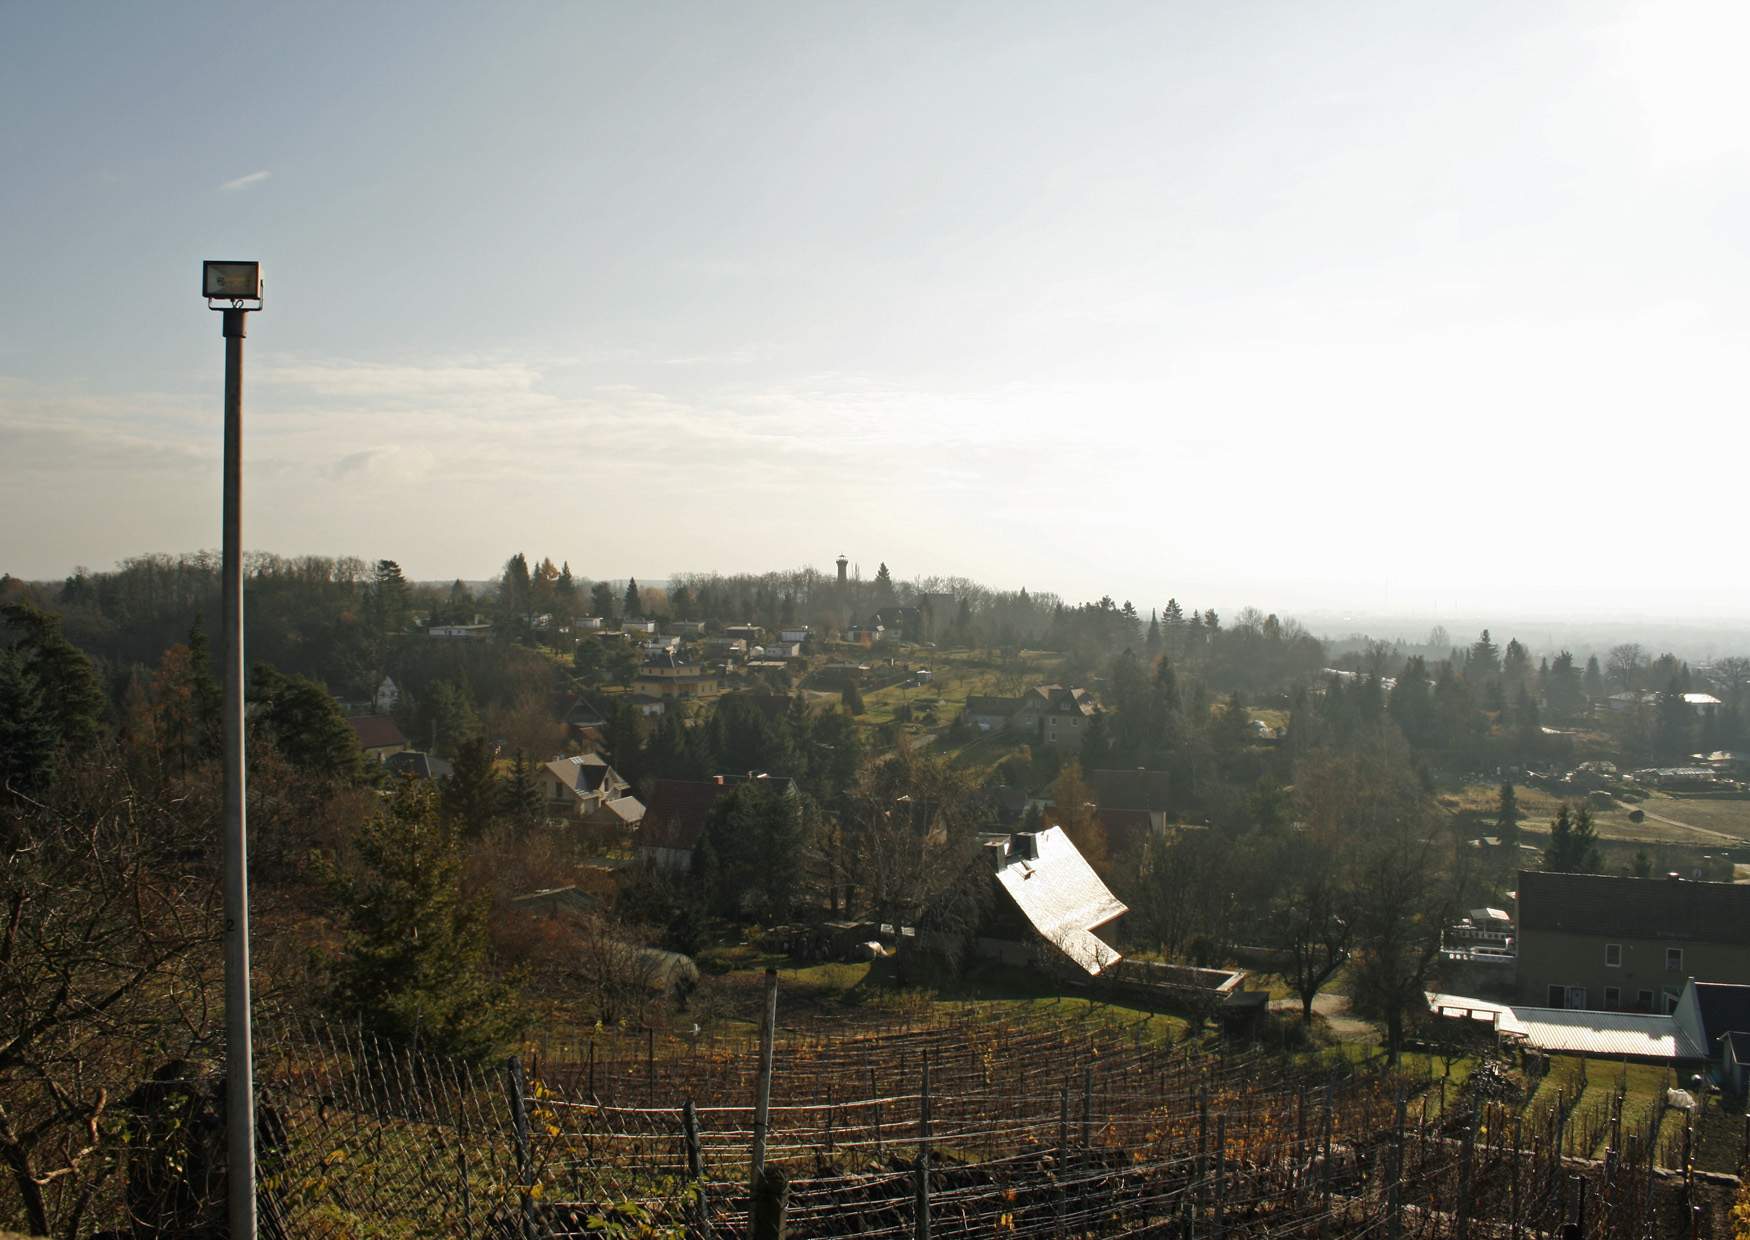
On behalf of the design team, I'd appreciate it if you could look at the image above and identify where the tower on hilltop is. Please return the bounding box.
[836,554,849,586]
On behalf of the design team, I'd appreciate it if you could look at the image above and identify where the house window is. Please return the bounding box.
[1547,985,1565,1007]
[1637,989,1654,1011]
[1665,947,1683,972]
[1604,987,1620,1010]
[1605,943,1621,968]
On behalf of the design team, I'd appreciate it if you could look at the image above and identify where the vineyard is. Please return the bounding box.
[232,989,1744,1239]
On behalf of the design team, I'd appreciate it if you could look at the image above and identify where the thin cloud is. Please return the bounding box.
[219,170,271,192]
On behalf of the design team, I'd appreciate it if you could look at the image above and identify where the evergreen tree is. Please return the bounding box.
[2,601,107,752]
[328,781,525,1062]
[425,679,480,757]
[250,664,365,781]
[623,578,642,619]
[367,560,411,647]
[873,562,895,604]
[1468,629,1500,681]
[1631,848,1652,878]
[0,648,58,793]
[1544,802,1602,872]
[841,680,866,716]
[498,750,544,833]
[590,581,617,621]
[695,782,806,921]
[1495,782,1519,845]
[499,553,532,640]
[185,616,223,759]
[1583,655,1605,701]
[440,735,501,837]
[1145,610,1161,656]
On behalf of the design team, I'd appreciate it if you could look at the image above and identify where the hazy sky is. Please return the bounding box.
[4,2,1748,619]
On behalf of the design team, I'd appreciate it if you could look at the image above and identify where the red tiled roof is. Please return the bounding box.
[348,715,406,750]
[638,779,729,852]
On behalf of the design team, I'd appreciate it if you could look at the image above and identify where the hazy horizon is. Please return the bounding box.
[6,2,1750,617]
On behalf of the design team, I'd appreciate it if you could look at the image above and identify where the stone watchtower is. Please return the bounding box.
[836,554,848,586]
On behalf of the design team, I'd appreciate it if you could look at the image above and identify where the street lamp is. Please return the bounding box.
[205,259,262,1240]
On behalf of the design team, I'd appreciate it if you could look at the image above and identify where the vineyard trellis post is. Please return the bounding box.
[1458,1098,1476,1240]
[750,968,779,1200]
[683,1098,709,1239]
[505,1054,533,1240]
[1080,1064,1093,1154]
[1388,1085,1405,1240]
[1512,1114,1523,1240]
[1214,1112,1227,1240]
[915,1054,932,1240]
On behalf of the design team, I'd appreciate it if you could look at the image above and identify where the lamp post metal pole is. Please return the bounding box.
[220,305,258,1240]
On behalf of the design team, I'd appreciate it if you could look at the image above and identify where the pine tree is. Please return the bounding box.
[842,680,865,716]
[328,781,526,1062]
[873,562,895,604]
[499,750,544,833]
[1495,781,1519,844]
[590,581,617,622]
[1145,610,1161,656]
[623,578,642,619]
[1631,848,1652,878]
[440,735,501,837]
[2,602,106,751]
[250,664,365,781]
[1544,802,1602,872]
[0,649,58,793]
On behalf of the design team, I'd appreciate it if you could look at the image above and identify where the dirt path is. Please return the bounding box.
[1268,991,1376,1041]
[1634,809,1743,845]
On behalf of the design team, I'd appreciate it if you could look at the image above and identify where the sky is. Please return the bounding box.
[3,2,1749,621]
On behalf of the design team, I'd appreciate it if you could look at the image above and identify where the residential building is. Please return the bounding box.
[538,754,642,824]
[428,623,492,640]
[383,750,452,781]
[702,637,748,662]
[1014,685,1098,754]
[962,695,1023,732]
[1672,980,1750,1089]
[372,675,400,713]
[1515,870,1750,1012]
[778,625,811,645]
[635,648,722,699]
[347,715,408,762]
[1085,767,1173,855]
[635,773,797,873]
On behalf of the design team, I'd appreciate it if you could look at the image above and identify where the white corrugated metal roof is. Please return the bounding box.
[1427,992,1706,1060]
[994,826,1127,976]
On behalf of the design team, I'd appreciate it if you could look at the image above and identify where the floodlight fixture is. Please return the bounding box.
[204,260,263,308]
[202,257,261,1239]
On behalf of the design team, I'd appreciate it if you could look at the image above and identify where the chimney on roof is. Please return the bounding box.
[1010,831,1039,862]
